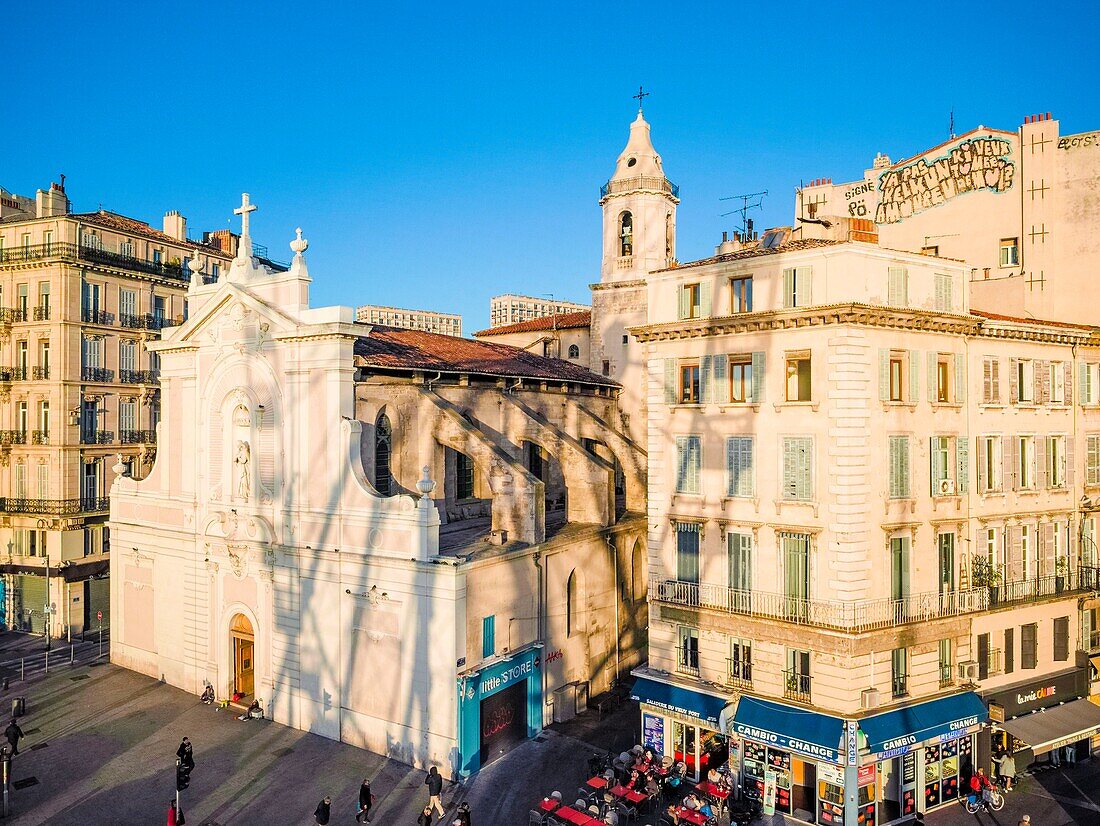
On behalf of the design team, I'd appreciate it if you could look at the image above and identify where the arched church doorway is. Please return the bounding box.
[230,613,255,698]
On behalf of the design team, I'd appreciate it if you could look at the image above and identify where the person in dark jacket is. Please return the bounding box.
[4,719,23,756]
[314,796,331,825]
[176,737,194,769]
[455,801,471,826]
[417,804,433,826]
[356,778,373,822]
[425,766,445,818]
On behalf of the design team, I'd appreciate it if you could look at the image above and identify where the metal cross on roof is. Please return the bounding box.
[633,85,650,113]
[234,192,257,239]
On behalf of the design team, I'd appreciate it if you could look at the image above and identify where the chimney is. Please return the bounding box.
[35,182,69,218]
[163,211,188,241]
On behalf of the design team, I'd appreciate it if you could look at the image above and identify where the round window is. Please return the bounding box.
[627,158,637,167]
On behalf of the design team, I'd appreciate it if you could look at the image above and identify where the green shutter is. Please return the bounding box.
[699,281,712,318]
[783,269,796,308]
[1081,362,1090,404]
[799,267,812,305]
[957,436,969,494]
[664,358,677,405]
[701,355,712,404]
[678,286,689,320]
[955,353,966,403]
[879,349,890,401]
[675,435,688,492]
[909,350,919,402]
[688,436,701,493]
[751,352,765,403]
[927,352,938,403]
[714,355,730,404]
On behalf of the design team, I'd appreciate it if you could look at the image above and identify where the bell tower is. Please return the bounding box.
[599,100,679,283]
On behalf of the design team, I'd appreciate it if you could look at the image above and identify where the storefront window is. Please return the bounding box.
[817,780,843,825]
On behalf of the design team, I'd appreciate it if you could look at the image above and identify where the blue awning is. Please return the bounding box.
[630,677,727,727]
[732,696,845,763]
[859,691,988,756]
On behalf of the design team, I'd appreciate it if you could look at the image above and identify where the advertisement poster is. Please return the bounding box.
[763,770,777,816]
[642,713,664,755]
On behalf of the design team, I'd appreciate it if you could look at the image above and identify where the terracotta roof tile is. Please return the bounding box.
[970,309,1098,331]
[654,238,843,273]
[355,325,617,386]
[473,310,591,337]
[70,210,230,255]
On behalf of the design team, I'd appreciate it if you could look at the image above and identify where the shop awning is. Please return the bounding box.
[1001,699,1100,753]
[859,691,987,756]
[732,696,845,763]
[630,677,727,727]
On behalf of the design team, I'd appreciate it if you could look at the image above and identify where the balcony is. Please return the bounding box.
[0,242,193,283]
[600,175,679,199]
[0,431,26,446]
[82,309,115,326]
[120,370,159,384]
[120,429,156,444]
[9,368,26,381]
[81,367,114,383]
[979,648,1004,681]
[31,431,49,445]
[676,652,700,679]
[939,664,954,689]
[31,367,49,380]
[783,669,812,703]
[0,497,110,515]
[79,431,114,445]
[32,306,49,321]
[651,570,1100,633]
[0,308,27,324]
[726,658,753,690]
[120,313,179,331]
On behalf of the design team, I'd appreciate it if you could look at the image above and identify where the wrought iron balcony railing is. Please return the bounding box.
[82,309,115,325]
[79,430,114,445]
[0,497,110,515]
[32,306,49,321]
[81,367,114,382]
[120,370,159,384]
[726,658,753,689]
[783,669,812,703]
[0,431,26,445]
[120,429,156,444]
[120,313,179,331]
[31,430,49,445]
[0,242,197,282]
[650,568,1100,633]
[31,367,49,380]
[600,175,679,199]
[676,651,700,678]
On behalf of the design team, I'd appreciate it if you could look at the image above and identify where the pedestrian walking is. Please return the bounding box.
[356,778,373,823]
[4,718,23,756]
[1018,816,1030,826]
[996,752,1016,791]
[425,766,445,819]
[176,737,194,770]
[417,805,433,826]
[314,795,331,825]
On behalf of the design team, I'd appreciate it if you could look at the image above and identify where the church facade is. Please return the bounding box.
[109,203,647,777]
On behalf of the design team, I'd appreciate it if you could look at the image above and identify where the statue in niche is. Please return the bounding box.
[235,440,251,500]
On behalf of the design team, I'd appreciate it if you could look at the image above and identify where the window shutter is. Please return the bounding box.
[1066,436,1075,486]
[799,267,812,305]
[1054,617,1069,662]
[714,355,729,404]
[1080,362,1089,404]
[1009,358,1019,404]
[701,355,712,405]
[664,359,677,405]
[889,437,899,497]
[929,437,936,496]
[957,436,969,494]
[675,435,688,493]
[991,358,1000,403]
[927,352,937,403]
[888,267,907,306]
[1036,360,1049,404]
[688,436,701,494]
[699,281,712,318]
[1003,434,1015,491]
[798,439,812,500]
[954,353,965,403]
[1008,526,1023,580]
[727,438,737,496]
[783,269,795,308]
[751,352,766,404]
[1033,360,1043,404]
[879,349,890,401]
[909,350,920,402]
[678,286,689,320]
[1036,436,1048,489]
[983,360,992,404]
[976,438,986,493]
[934,275,946,310]
[1064,360,1073,405]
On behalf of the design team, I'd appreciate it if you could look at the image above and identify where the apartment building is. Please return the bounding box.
[0,181,236,636]
[489,293,589,328]
[628,228,1100,824]
[355,303,462,337]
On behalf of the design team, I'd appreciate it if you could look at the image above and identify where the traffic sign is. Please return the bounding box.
[97,611,102,621]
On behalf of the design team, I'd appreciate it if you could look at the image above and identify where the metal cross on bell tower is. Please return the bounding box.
[633,85,650,113]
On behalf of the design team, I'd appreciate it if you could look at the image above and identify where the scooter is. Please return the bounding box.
[728,787,763,825]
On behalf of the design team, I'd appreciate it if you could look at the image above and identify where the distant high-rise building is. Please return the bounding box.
[489,294,588,328]
[355,304,461,337]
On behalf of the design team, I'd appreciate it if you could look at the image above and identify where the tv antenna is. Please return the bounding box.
[720,190,768,238]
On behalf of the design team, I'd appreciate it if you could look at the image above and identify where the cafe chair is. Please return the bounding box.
[529,811,546,825]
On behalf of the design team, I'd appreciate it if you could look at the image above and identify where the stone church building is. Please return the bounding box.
[109,204,647,776]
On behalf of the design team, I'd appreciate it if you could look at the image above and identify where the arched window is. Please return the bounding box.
[375,413,392,495]
[619,212,633,257]
[665,212,674,261]
[631,540,645,602]
[566,569,578,637]
[568,344,580,359]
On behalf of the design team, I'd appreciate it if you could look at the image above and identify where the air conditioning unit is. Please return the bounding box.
[860,688,880,710]
[939,478,956,496]
[958,661,979,681]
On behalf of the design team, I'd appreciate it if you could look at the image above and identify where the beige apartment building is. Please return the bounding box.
[0,181,237,637]
[489,293,589,328]
[576,107,1100,826]
[355,303,462,337]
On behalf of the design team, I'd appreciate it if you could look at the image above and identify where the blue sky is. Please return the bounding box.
[8,1,1100,332]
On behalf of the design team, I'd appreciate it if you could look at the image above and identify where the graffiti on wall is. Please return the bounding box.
[875,137,1015,224]
[844,180,876,217]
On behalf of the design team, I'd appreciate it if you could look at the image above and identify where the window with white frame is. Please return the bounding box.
[1018,436,1035,489]
[36,462,47,499]
[1016,359,1034,403]
[1047,435,1066,488]
[785,352,812,402]
[782,437,813,501]
[726,436,754,497]
[729,637,752,684]
[728,532,752,593]
[1021,525,1034,579]
[979,435,1002,493]
[1087,434,1100,486]
[782,267,812,309]
[1082,363,1100,405]
[677,625,700,674]
[931,435,954,494]
[887,267,908,307]
[934,273,954,312]
[13,462,25,499]
[729,355,753,404]
[982,357,1001,404]
[674,435,701,494]
[1000,238,1019,267]
[888,435,910,498]
[1050,361,1066,404]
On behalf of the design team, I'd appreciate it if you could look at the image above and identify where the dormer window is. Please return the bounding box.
[619,212,633,257]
